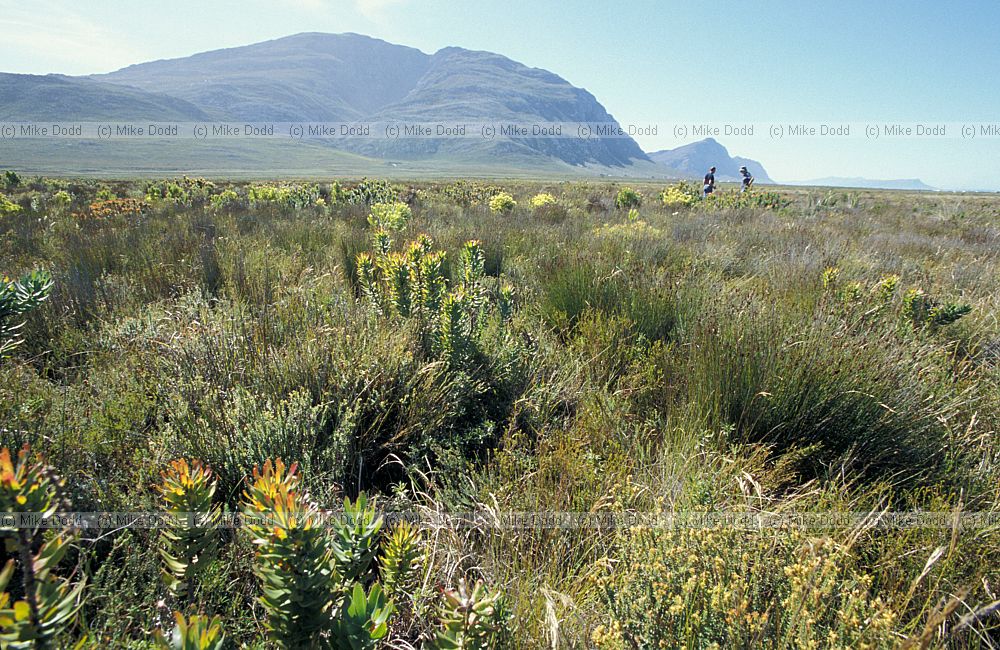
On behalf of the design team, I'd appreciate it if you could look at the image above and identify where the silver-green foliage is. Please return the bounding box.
[0,270,52,359]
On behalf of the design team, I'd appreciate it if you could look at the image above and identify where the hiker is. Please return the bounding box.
[703,166,716,197]
[740,165,754,192]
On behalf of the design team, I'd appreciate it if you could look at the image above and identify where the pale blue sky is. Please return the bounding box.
[2,0,998,189]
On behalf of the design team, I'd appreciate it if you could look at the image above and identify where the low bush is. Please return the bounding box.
[614,186,642,210]
[488,192,517,215]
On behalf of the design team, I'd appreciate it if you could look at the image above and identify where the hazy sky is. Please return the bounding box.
[2,0,998,189]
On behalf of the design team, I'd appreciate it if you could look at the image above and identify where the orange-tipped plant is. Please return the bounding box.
[242,459,335,648]
[158,459,221,603]
[0,446,86,649]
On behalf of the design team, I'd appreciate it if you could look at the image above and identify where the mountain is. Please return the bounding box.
[0,73,210,121]
[81,32,646,170]
[355,46,646,166]
[647,138,772,183]
[788,177,935,191]
[92,33,431,121]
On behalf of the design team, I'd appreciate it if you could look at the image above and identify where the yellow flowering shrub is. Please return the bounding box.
[592,526,896,649]
[0,193,20,216]
[529,192,557,209]
[489,192,517,214]
[659,182,700,208]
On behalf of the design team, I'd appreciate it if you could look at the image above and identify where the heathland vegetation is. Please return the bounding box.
[1,174,998,647]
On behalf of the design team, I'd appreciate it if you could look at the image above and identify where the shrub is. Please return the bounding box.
[593,528,896,648]
[153,613,226,650]
[179,388,335,505]
[702,190,789,210]
[331,493,383,585]
[356,235,515,365]
[659,182,699,208]
[614,187,642,210]
[86,197,149,219]
[1,270,52,359]
[241,459,337,648]
[438,181,504,207]
[2,170,21,190]
[145,177,217,205]
[52,190,72,209]
[242,460,402,649]
[208,189,240,213]
[488,192,517,215]
[902,288,972,329]
[0,193,21,216]
[0,446,87,648]
[346,178,398,206]
[158,459,220,602]
[427,579,511,649]
[331,583,394,649]
[247,183,320,209]
[380,521,423,601]
[529,193,557,210]
[368,202,412,232]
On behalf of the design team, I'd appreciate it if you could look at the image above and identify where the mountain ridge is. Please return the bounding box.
[0,73,211,121]
[787,177,935,191]
[647,138,772,183]
[79,32,647,169]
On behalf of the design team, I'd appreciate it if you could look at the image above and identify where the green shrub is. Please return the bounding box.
[242,458,338,648]
[346,178,398,205]
[2,170,21,190]
[178,388,337,505]
[380,521,423,601]
[437,180,504,207]
[428,579,511,649]
[902,288,972,328]
[247,183,320,209]
[356,235,515,365]
[614,187,642,210]
[331,583,394,649]
[52,190,72,210]
[208,189,241,213]
[1,270,53,359]
[331,493,382,585]
[702,189,789,210]
[153,613,226,650]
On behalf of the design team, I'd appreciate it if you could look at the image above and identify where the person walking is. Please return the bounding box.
[703,166,716,197]
[740,165,754,193]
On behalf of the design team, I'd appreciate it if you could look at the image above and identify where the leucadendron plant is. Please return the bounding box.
[239,457,509,648]
[356,233,515,366]
[0,446,86,649]
[158,459,221,603]
[153,612,226,650]
[241,459,395,649]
